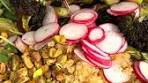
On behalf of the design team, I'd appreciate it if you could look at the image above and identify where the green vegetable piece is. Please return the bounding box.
[0,53,10,63]
[127,46,142,60]
[0,18,22,35]
[4,44,17,53]
[55,7,69,17]
[104,0,120,5]
[33,68,43,79]
[0,0,15,14]
[3,9,16,21]
[142,52,148,61]
[0,36,15,47]
[22,15,31,32]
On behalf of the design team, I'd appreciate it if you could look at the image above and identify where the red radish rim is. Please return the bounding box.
[74,48,95,66]
[139,61,148,81]
[87,23,97,29]
[35,23,60,43]
[95,32,123,54]
[82,46,112,66]
[133,61,148,82]
[82,45,111,60]
[81,40,108,57]
[107,9,121,16]
[60,23,88,40]
[85,53,111,68]
[103,63,129,83]
[71,9,98,24]
[110,2,139,15]
[66,40,80,45]
[117,38,128,53]
[88,28,105,44]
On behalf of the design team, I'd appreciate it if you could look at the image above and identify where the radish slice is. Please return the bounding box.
[15,37,27,52]
[74,48,94,66]
[42,6,58,25]
[134,61,148,82]
[118,41,128,53]
[22,31,35,45]
[67,40,80,45]
[82,46,112,68]
[82,45,111,60]
[139,61,148,80]
[96,31,123,54]
[110,2,138,15]
[71,9,98,24]
[69,4,80,14]
[35,23,59,43]
[60,23,88,40]
[8,35,18,43]
[33,39,50,50]
[85,53,111,68]
[99,23,119,32]
[87,23,97,29]
[103,63,130,83]
[107,9,121,16]
[82,40,108,56]
[88,28,105,43]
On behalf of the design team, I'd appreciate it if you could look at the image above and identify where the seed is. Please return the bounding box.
[0,63,6,74]
[22,52,34,69]
[31,52,41,62]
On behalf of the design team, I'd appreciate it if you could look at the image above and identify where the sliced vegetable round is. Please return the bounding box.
[110,2,139,15]
[82,46,112,68]
[60,23,88,40]
[103,63,130,83]
[33,39,50,50]
[74,48,94,66]
[69,4,80,13]
[34,23,59,43]
[85,53,111,68]
[88,28,105,43]
[99,23,119,32]
[134,61,148,82]
[71,9,98,24]
[82,40,108,56]
[15,37,27,52]
[118,40,128,53]
[42,6,58,25]
[96,31,123,54]
[22,31,35,45]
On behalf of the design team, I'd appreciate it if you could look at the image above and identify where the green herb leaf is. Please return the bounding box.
[0,52,10,63]
[0,0,15,14]
[4,44,18,53]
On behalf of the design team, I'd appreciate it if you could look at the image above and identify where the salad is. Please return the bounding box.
[0,0,148,83]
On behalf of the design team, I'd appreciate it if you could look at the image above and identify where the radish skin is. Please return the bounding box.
[82,40,108,56]
[74,48,95,66]
[82,46,112,68]
[110,2,139,15]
